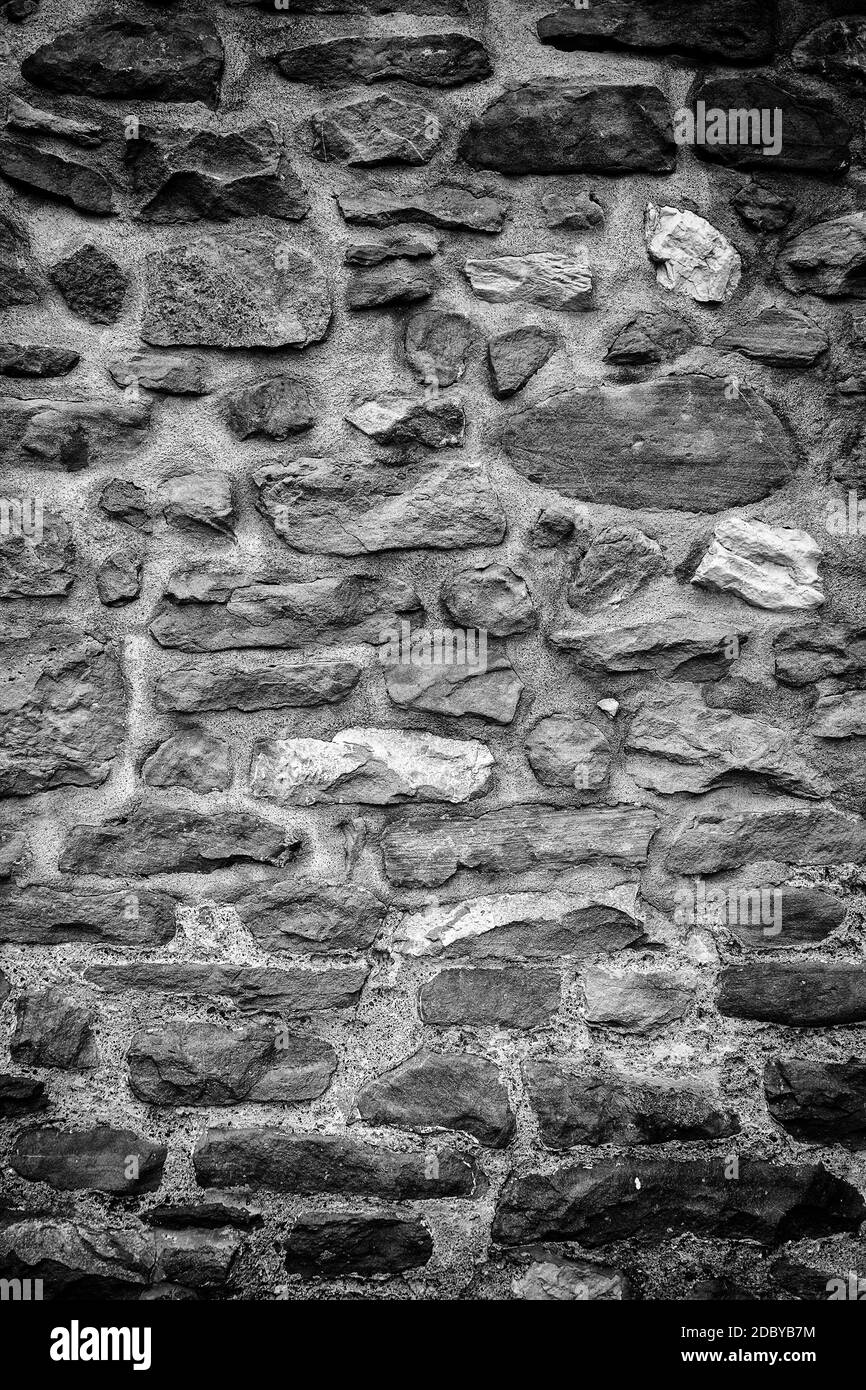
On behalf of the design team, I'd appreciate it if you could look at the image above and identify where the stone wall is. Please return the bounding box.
[1,0,866,1302]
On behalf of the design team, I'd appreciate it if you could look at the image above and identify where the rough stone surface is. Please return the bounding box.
[666,809,866,875]
[777,215,866,298]
[384,647,524,723]
[155,659,359,713]
[0,397,149,471]
[441,563,535,635]
[284,1214,432,1276]
[337,185,508,233]
[525,715,611,790]
[0,342,78,377]
[128,1023,337,1105]
[96,550,141,607]
[11,1126,167,1194]
[0,886,177,946]
[644,204,741,304]
[356,1049,515,1147]
[223,377,316,441]
[311,95,441,165]
[405,308,475,386]
[718,965,866,1027]
[551,617,750,681]
[689,76,851,176]
[276,35,492,87]
[692,518,824,611]
[714,307,829,367]
[465,250,593,310]
[764,1060,866,1146]
[11,988,97,1070]
[142,730,233,792]
[584,968,694,1034]
[87,963,368,1017]
[419,967,561,1030]
[535,0,775,61]
[0,134,114,215]
[227,881,386,955]
[488,326,557,397]
[59,803,297,877]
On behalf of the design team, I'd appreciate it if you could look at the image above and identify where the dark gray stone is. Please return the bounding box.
[107,352,208,396]
[0,886,177,946]
[141,730,233,792]
[223,376,317,440]
[441,563,535,636]
[525,715,611,789]
[731,181,794,234]
[420,967,561,1030]
[346,229,440,265]
[96,550,141,607]
[536,0,776,61]
[227,880,387,954]
[0,397,149,471]
[0,342,78,377]
[161,471,235,538]
[276,34,491,87]
[488,326,557,398]
[128,1023,336,1105]
[311,94,441,164]
[0,1218,155,1297]
[718,964,866,1026]
[59,803,299,877]
[87,962,368,1016]
[793,17,866,87]
[154,658,359,713]
[50,244,127,323]
[347,260,435,308]
[666,809,866,875]
[765,1059,866,1145]
[0,134,114,214]
[0,505,75,599]
[605,312,693,365]
[284,1213,432,1276]
[690,76,850,175]
[337,185,508,233]
[551,617,750,682]
[567,526,667,608]
[384,647,523,724]
[98,479,151,532]
[0,205,41,308]
[11,1126,167,1194]
[356,1049,515,1146]
[777,214,866,298]
[11,988,96,1069]
[774,623,866,686]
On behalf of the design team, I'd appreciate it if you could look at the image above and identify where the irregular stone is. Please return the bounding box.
[311,94,440,164]
[6,95,103,147]
[666,808,866,875]
[59,803,298,877]
[584,968,693,1034]
[162,471,235,537]
[145,1198,262,1230]
[150,569,420,652]
[645,204,741,303]
[731,181,794,234]
[719,965,866,1027]
[492,1158,864,1248]
[513,1256,629,1301]
[194,1129,479,1198]
[462,82,674,174]
[11,1126,167,1194]
[551,617,749,682]
[525,713,611,792]
[811,690,866,738]
[142,730,233,792]
[346,393,464,448]
[128,1023,336,1105]
[0,1218,154,1297]
[776,214,866,298]
[0,134,114,215]
[276,34,491,87]
[142,233,331,349]
[405,309,475,387]
[0,397,149,471]
[0,967,9,1001]
[0,623,125,794]
[356,1049,514,1146]
[284,1214,432,1276]
[420,967,560,1030]
[721,886,846,950]
[155,658,359,713]
[347,259,435,308]
[714,306,828,366]
[525,1062,739,1148]
[231,0,469,9]
[765,1059,866,1145]
[529,503,580,548]
[0,831,25,882]
[128,121,308,222]
[0,205,40,308]
[87,962,368,1016]
[793,17,866,87]
[626,683,822,797]
[502,377,793,510]
[774,623,866,686]
[49,243,127,323]
[381,806,658,887]
[346,229,440,265]
[0,342,78,377]
[536,0,775,61]
[693,518,824,611]
[568,526,666,609]
[227,880,386,954]
[0,1075,47,1114]
[393,885,644,960]
[488,326,557,398]
[442,564,534,636]
[0,504,75,599]
[223,376,316,440]
[107,352,208,396]
[155,1228,240,1290]
[21,14,224,105]
[539,185,604,230]
[251,727,494,806]
[11,988,96,1069]
[465,250,592,311]
[98,478,151,533]
[96,550,141,607]
[384,647,523,723]
[336,185,508,233]
[605,312,693,365]
[689,76,851,176]
[0,886,176,946]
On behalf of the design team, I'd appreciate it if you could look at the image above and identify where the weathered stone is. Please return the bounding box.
[689,76,851,175]
[384,648,523,724]
[142,233,331,349]
[142,730,233,792]
[59,803,298,877]
[811,690,866,738]
[150,569,420,653]
[492,1158,864,1248]
[0,967,9,1002]
[731,181,794,234]
[0,397,149,471]
[311,94,440,164]
[337,185,508,233]
[194,1129,479,1198]
[223,376,316,441]
[50,244,127,323]
[227,880,386,955]
[525,716,611,790]
[276,34,491,87]
[0,134,114,215]
[605,312,693,365]
[722,886,846,950]
[776,214,866,298]
[21,14,224,105]
[128,1023,336,1105]
[346,229,440,265]
[356,1049,514,1147]
[420,967,560,1030]
[765,1059,866,1145]
[381,806,658,887]
[774,623,866,687]
[107,352,208,396]
[645,204,741,303]
[0,1074,46,1114]
[11,988,96,1069]
[284,1213,432,1276]
[0,886,176,946]
[502,378,793,511]
[465,250,593,311]
[145,1198,262,1231]
[536,0,775,61]
[0,342,78,377]
[584,968,693,1034]
[719,965,866,1027]
[128,121,308,222]
[231,0,469,9]
[162,471,235,538]
[0,505,75,599]
[539,185,604,230]
[96,550,141,607]
[693,518,824,611]
[98,478,151,532]
[793,17,866,87]
[155,1228,240,1290]
[0,830,24,881]
[529,504,579,548]
[0,206,40,308]
[0,623,125,794]
[405,309,475,387]
[155,658,359,713]
[6,95,103,147]
[347,260,435,308]
[251,727,494,807]
[666,809,866,875]
[488,326,557,398]
[346,393,464,448]
[551,617,750,681]
[626,684,822,797]
[513,1256,629,1301]
[87,962,368,1016]
[714,306,828,366]
[463,82,674,174]
[525,1062,739,1148]
[0,1218,155,1297]
[11,1126,166,1194]
[442,564,535,637]
[568,526,666,609]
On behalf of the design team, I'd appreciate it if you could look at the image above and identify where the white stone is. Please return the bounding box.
[597,698,620,718]
[644,203,741,303]
[692,517,824,610]
[463,250,593,310]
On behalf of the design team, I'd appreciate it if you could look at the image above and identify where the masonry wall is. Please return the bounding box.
[1,0,866,1302]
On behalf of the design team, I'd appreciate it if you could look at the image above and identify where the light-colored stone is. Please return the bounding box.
[464,250,593,310]
[584,967,694,1033]
[810,690,866,739]
[644,203,741,303]
[692,518,824,610]
[513,1258,628,1301]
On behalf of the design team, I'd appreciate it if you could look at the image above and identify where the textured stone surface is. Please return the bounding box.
[11,987,97,1069]
[551,617,750,681]
[0,342,78,377]
[0,397,149,471]
[692,519,824,611]
[128,1023,336,1105]
[0,1218,155,1297]
[50,244,127,323]
[535,0,775,61]
[161,471,235,537]
[689,76,851,176]
[346,393,464,448]
[764,1060,866,1145]
[584,968,693,1034]
[107,351,208,396]
[513,1257,629,1301]
[0,505,75,599]
[337,185,508,232]
[155,658,359,713]
[0,206,40,308]
[96,550,141,607]
[0,886,177,946]
[644,204,741,303]
[11,1126,167,1194]
[811,691,866,739]
[714,307,828,366]
[284,1214,432,1276]
[568,526,666,608]
[223,376,316,441]
[605,312,692,365]
[87,962,368,1016]
[667,809,866,875]
[774,623,866,687]
[384,647,523,723]
[718,965,866,1027]
[311,95,441,165]
[356,1049,514,1146]
[732,181,794,234]
[525,715,611,790]
[488,326,557,397]
[276,35,491,87]
[0,134,114,215]
[59,803,297,877]
[441,563,535,635]
[419,967,560,1030]
[142,729,233,792]
[465,250,593,310]
[793,17,866,86]
[777,215,866,298]
[227,881,387,955]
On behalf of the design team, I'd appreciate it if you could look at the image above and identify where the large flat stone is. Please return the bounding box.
[776,214,866,298]
[719,964,866,1026]
[227,880,387,954]
[667,809,866,875]
[551,617,751,681]
[155,659,360,712]
[128,1023,336,1105]
[356,1049,514,1146]
[276,34,491,87]
[59,803,299,877]
[283,1213,432,1276]
[11,1125,167,1194]
[764,1059,866,1144]
[536,0,775,61]
[689,76,851,175]
[336,184,508,233]
[0,886,176,946]
[0,397,149,471]
[86,962,369,1016]
[419,966,561,1029]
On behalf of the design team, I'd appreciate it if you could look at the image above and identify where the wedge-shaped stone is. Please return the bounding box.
[86,963,368,1016]
[227,880,387,954]
[502,378,793,511]
[6,95,104,147]
[714,306,828,366]
[276,34,491,87]
[420,966,560,1030]
[311,94,441,165]
[0,397,149,470]
[59,803,298,877]
[666,809,866,875]
[381,806,658,887]
[584,967,693,1034]
[764,1059,866,1145]
[461,82,674,174]
[693,518,824,611]
[0,1218,155,1298]
[346,393,464,448]
[251,727,493,806]
[128,1023,336,1105]
[535,0,775,61]
[11,1125,166,1194]
[0,886,176,946]
[777,214,866,298]
[551,617,750,681]
[255,458,504,554]
[465,251,592,310]
[155,659,360,713]
[645,204,741,303]
[284,1213,432,1276]
[0,134,114,215]
[689,76,851,175]
[719,964,866,1026]
[356,1049,514,1147]
[385,647,523,723]
[336,185,508,233]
